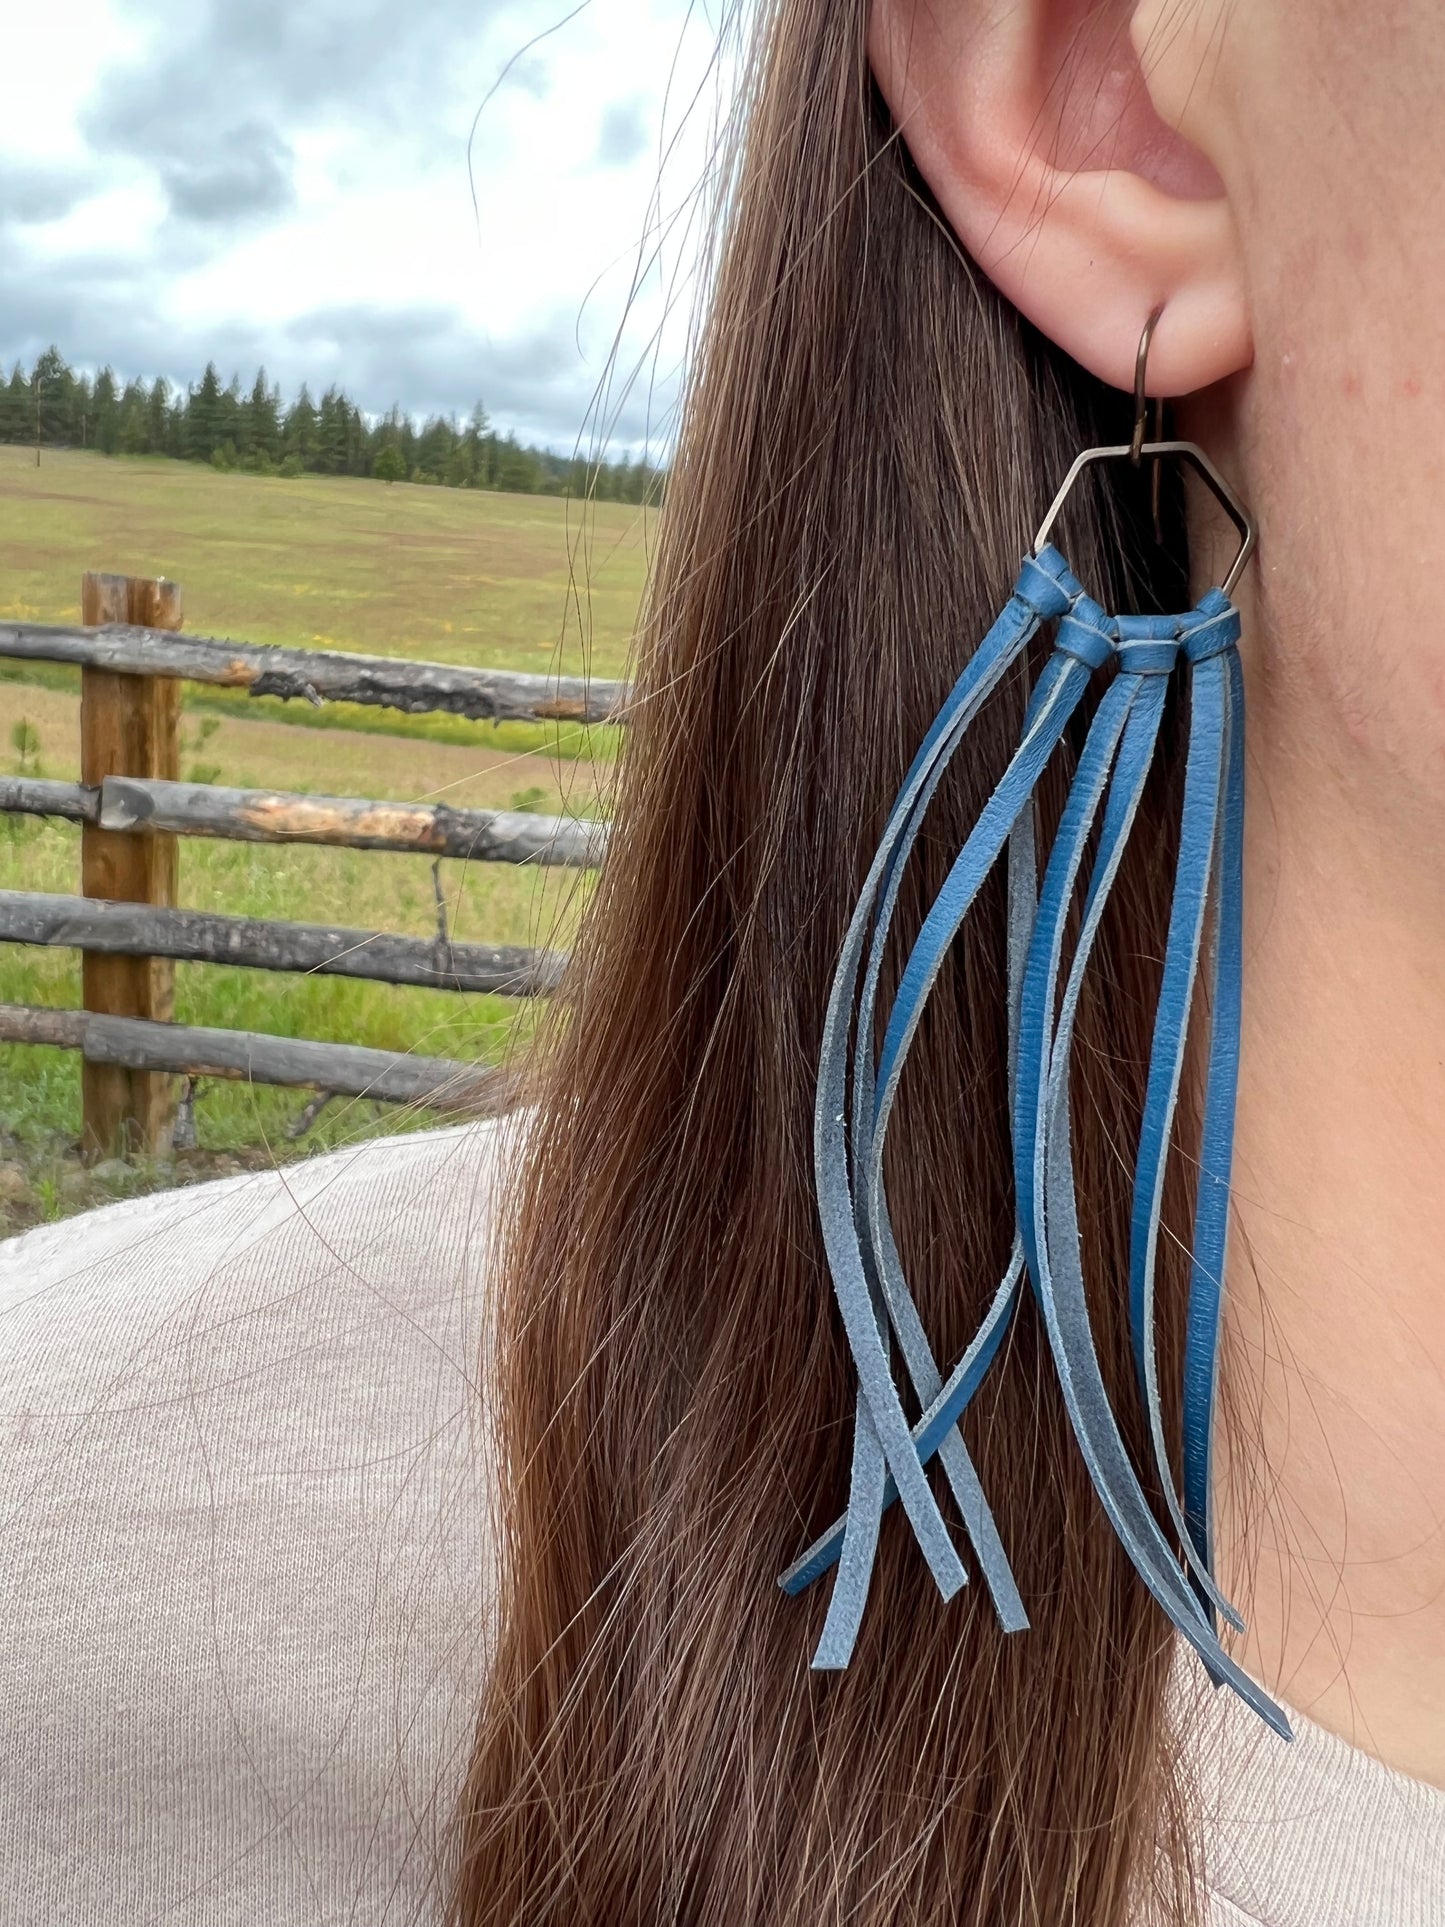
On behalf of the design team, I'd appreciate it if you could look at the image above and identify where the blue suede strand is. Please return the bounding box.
[1015,612,1291,1740]
[1182,623,1247,1596]
[1125,606,1245,1631]
[781,658,1070,1607]
[827,667,1078,1644]
[804,551,1078,1667]
[784,544,1287,1741]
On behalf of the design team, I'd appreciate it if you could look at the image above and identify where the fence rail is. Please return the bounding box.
[0,569,613,1158]
[0,617,630,724]
[0,1004,518,1116]
[0,774,607,866]
[0,891,566,995]
[0,776,95,823]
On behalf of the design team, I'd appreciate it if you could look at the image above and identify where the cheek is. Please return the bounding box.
[1229,54,1445,787]
[1243,360,1445,801]
[1258,0,1445,211]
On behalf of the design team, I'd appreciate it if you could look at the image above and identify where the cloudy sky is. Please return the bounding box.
[1,0,737,456]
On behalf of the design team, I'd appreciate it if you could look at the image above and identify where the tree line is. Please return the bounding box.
[1,346,662,504]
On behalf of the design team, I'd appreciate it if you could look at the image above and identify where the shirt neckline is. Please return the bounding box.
[1177,1649,1445,1926]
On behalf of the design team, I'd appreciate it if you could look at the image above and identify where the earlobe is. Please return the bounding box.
[867,0,1251,395]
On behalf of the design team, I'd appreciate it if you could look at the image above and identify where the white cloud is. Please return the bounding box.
[0,0,739,456]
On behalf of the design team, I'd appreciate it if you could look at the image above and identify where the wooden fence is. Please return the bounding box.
[0,572,626,1159]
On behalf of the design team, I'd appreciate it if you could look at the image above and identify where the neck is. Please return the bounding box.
[1214,601,1445,1787]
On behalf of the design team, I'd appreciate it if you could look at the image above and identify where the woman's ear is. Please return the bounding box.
[867,0,1250,395]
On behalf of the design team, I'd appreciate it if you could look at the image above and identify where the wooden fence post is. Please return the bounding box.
[79,574,182,1160]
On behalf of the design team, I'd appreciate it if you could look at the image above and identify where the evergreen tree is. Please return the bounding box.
[346,402,367,476]
[114,378,142,453]
[0,364,27,443]
[464,401,494,487]
[242,367,280,465]
[316,386,349,474]
[444,436,475,488]
[32,346,70,449]
[146,377,171,455]
[218,372,242,453]
[188,360,224,461]
[492,431,541,494]
[71,371,93,447]
[284,383,318,466]
[93,368,119,453]
[371,403,415,477]
[415,412,454,481]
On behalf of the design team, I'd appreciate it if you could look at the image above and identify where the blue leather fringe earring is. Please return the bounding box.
[780,315,1292,1743]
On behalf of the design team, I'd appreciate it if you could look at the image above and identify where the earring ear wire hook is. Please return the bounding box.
[1131,306,1165,465]
[1132,306,1166,541]
[1033,305,1257,598]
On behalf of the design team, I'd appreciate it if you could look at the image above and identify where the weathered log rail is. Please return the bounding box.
[0,617,630,724]
[0,774,607,866]
[0,1004,518,1116]
[0,892,566,996]
[0,776,97,823]
[0,571,615,1157]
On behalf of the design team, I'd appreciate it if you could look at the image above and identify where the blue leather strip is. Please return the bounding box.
[860,649,1102,1407]
[804,553,1078,1665]
[810,1397,889,1667]
[872,607,1113,1111]
[786,542,1286,1743]
[794,646,1084,1632]
[778,1244,1027,1596]
[862,1203,1029,1624]
[825,669,1077,1643]
[823,658,1082,1635]
[1125,624,1244,1631]
[1182,624,1246,1594]
[1015,620,1291,1741]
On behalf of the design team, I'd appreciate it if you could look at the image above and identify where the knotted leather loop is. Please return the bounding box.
[1115,613,1181,678]
[1115,639,1179,675]
[1016,543,1082,620]
[1054,595,1116,670]
[1182,591,1241,663]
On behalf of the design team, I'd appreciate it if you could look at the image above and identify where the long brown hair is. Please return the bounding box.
[446,2,1214,1920]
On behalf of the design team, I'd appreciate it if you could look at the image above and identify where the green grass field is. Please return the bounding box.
[0,444,649,676]
[0,446,648,1228]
